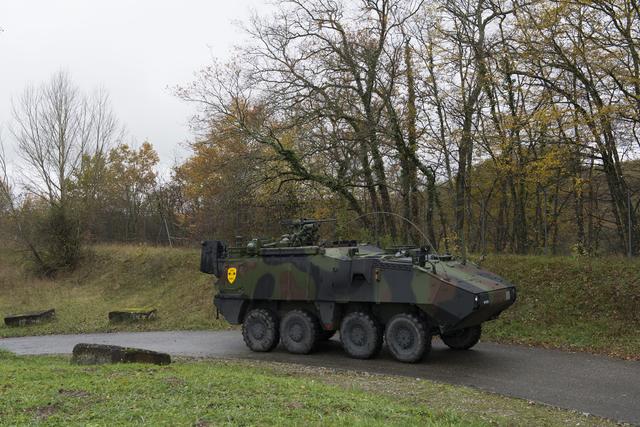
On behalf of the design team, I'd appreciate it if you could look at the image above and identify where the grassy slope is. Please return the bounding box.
[0,245,222,337]
[0,351,613,426]
[481,255,640,359]
[1,245,639,359]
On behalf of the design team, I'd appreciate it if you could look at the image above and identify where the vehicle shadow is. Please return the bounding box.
[241,336,511,379]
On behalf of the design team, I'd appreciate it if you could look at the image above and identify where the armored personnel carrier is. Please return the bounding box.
[201,219,516,363]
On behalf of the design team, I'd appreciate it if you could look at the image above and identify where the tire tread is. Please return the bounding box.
[385,312,431,363]
[280,309,319,354]
[441,325,482,350]
[340,311,382,359]
[242,308,279,352]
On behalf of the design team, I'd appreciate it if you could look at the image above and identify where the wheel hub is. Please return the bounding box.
[289,322,304,342]
[350,324,366,346]
[251,321,266,340]
[396,326,414,349]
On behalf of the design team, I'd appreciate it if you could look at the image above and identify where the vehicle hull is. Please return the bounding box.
[213,245,516,334]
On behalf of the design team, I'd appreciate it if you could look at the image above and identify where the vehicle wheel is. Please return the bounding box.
[317,329,337,341]
[385,313,430,363]
[280,310,319,354]
[340,312,383,359]
[441,325,482,350]
[242,308,279,352]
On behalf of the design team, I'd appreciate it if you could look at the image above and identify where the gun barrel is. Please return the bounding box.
[280,218,336,226]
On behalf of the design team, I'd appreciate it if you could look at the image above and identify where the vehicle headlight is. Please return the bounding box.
[473,292,490,309]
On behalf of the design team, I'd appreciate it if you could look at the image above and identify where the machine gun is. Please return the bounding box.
[279,218,336,247]
[280,218,336,228]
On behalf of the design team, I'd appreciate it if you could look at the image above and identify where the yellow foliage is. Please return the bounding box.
[527,146,571,185]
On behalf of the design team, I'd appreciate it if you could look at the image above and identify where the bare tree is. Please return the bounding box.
[9,71,123,271]
[0,129,12,213]
[10,71,119,206]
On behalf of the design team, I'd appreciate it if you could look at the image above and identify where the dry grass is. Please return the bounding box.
[0,244,227,337]
[481,254,640,359]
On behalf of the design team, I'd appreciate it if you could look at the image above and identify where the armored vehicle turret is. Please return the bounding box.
[201,219,516,363]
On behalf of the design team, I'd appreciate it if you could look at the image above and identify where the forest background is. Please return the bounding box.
[1,0,639,273]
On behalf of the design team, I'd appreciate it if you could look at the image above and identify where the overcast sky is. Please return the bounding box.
[0,0,267,171]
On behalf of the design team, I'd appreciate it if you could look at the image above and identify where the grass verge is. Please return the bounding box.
[0,245,223,338]
[0,351,614,426]
[481,255,640,360]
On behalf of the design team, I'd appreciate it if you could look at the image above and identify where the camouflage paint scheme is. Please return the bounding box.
[209,242,516,335]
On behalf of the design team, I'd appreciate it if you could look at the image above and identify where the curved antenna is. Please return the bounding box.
[344,211,436,252]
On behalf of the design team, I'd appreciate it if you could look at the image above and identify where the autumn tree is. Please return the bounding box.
[178,1,443,241]
[510,0,639,254]
[174,116,308,241]
[171,0,639,255]
[102,142,160,241]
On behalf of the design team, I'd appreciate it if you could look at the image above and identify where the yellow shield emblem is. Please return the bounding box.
[227,267,237,284]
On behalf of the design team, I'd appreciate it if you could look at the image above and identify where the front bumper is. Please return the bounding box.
[454,286,516,330]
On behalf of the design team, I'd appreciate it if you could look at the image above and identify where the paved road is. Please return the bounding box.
[2,331,639,424]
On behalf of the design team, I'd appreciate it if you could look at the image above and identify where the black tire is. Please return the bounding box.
[280,310,319,354]
[385,313,430,363]
[441,325,482,350]
[339,312,383,359]
[318,329,337,341]
[242,308,279,352]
